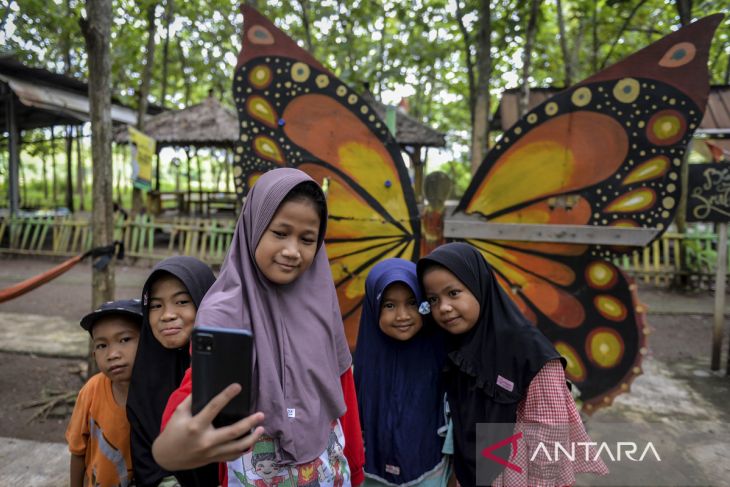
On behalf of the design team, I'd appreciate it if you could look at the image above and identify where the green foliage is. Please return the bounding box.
[2,0,729,210]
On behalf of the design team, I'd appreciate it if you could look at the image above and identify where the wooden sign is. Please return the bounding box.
[687,163,730,223]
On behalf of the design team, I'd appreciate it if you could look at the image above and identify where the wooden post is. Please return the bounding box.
[5,88,20,216]
[712,223,727,370]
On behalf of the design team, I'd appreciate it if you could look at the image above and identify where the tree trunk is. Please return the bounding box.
[599,0,649,70]
[675,0,693,26]
[63,0,74,212]
[556,0,572,87]
[133,2,158,215]
[470,0,491,174]
[176,40,192,106]
[51,127,58,205]
[519,0,541,117]
[65,126,74,212]
[80,0,115,376]
[454,0,476,126]
[42,148,48,199]
[296,0,314,53]
[76,126,85,211]
[591,0,599,74]
[160,0,173,107]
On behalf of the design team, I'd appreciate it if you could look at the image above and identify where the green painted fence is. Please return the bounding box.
[1,216,728,286]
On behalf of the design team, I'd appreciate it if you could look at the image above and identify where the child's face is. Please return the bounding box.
[92,317,140,382]
[378,282,423,341]
[254,199,320,285]
[148,275,197,349]
[423,266,480,335]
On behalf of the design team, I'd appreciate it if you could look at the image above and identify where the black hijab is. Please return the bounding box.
[127,256,218,487]
[417,243,563,487]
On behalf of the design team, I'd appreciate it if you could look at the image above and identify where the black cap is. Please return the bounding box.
[80,298,143,333]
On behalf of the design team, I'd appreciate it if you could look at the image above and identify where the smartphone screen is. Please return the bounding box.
[191,327,253,428]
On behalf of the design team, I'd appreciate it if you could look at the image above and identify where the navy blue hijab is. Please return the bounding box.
[353,258,447,486]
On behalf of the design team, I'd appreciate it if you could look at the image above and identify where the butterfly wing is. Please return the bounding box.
[456,15,722,411]
[233,7,420,347]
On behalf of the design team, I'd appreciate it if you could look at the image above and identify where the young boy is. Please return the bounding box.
[66,299,143,487]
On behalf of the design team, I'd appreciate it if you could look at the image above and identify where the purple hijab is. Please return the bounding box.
[194,168,351,464]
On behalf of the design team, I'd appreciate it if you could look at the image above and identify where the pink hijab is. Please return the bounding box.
[195,168,351,464]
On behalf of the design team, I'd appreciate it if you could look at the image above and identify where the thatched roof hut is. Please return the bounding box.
[361,91,446,148]
[114,95,237,148]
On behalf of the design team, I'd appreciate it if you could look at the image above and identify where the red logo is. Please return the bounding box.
[480,431,523,474]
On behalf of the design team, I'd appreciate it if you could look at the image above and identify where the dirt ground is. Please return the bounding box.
[0,255,729,445]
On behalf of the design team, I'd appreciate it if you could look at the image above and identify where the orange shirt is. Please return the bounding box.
[66,373,133,487]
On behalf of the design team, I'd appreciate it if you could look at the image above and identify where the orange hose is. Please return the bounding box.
[0,254,84,303]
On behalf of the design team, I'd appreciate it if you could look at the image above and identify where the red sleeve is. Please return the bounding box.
[160,368,229,485]
[163,367,364,486]
[160,367,193,431]
[339,368,365,486]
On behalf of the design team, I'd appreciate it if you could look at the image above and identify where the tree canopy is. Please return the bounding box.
[3,0,729,172]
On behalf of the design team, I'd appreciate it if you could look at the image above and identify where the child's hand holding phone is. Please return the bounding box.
[152,385,265,470]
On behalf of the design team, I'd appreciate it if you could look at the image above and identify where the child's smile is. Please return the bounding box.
[378,282,423,341]
[255,200,320,285]
[148,275,197,349]
[423,266,481,335]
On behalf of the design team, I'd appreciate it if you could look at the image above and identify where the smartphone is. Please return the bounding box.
[191,326,253,428]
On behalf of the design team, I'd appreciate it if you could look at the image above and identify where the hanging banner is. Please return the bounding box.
[687,163,730,222]
[129,126,156,191]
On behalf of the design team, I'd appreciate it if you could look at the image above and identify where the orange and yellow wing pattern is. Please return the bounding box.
[232,7,420,347]
[456,15,722,411]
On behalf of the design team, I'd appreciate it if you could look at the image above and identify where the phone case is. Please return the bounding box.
[191,326,253,428]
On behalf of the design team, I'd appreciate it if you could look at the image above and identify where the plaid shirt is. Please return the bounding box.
[492,360,609,487]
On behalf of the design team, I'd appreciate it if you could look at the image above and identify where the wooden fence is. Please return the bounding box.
[1,216,728,285]
[0,215,236,265]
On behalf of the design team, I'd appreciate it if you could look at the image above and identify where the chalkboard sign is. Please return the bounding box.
[687,163,730,222]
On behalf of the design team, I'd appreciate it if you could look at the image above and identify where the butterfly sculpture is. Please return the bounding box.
[231,6,722,411]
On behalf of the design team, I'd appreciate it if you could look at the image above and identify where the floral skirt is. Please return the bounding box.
[227,420,350,487]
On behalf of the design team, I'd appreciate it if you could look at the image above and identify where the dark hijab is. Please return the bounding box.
[353,258,447,485]
[127,256,217,487]
[417,243,562,487]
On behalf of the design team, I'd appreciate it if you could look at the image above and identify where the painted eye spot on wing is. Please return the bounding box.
[587,328,625,369]
[571,87,592,107]
[622,156,670,185]
[248,25,275,45]
[647,110,686,145]
[613,78,640,104]
[556,341,587,382]
[659,42,696,68]
[249,65,272,89]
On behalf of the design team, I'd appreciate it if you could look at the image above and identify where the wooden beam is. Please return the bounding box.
[6,89,20,215]
[444,212,659,246]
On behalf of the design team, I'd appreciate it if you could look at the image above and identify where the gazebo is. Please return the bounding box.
[114,94,239,215]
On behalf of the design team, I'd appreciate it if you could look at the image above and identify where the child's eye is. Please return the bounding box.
[382,302,395,310]
[272,230,286,238]
[149,303,161,310]
[427,296,438,304]
[176,300,190,306]
[301,237,316,245]
[407,299,418,307]
[448,289,461,298]
[95,343,106,350]
[120,336,132,343]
